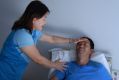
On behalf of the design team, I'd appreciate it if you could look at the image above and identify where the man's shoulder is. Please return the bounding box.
[67,61,76,65]
[65,61,78,69]
[67,61,105,69]
[90,60,104,68]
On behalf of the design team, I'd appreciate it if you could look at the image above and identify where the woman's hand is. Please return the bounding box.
[53,60,67,72]
[69,38,89,44]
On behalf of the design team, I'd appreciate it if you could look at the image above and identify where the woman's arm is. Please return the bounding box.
[40,34,75,44]
[20,45,66,71]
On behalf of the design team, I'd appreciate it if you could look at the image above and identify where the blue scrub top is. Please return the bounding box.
[54,61,112,80]
[0,28,42,80]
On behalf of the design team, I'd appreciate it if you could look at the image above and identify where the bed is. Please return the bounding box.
[48,48,112,79]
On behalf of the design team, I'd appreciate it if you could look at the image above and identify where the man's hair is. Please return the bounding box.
[77,37,94,49]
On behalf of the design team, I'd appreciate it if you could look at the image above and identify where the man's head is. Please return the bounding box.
[76,37,94,65]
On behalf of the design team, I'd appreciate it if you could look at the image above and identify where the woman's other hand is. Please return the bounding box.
[53,60,67,72]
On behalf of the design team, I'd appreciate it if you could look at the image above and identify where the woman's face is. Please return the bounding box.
[32,12,48,31]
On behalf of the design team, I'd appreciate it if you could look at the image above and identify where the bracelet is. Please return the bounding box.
[69,38,73,43]
[68,39,74,49]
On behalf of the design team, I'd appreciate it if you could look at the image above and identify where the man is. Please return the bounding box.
[50,37,112,80]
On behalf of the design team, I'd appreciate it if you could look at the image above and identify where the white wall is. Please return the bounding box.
[42,0,119,70]
[0,0,32,48]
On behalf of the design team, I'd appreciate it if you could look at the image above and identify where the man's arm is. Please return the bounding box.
[50,75,58,80]
[49,70,66,80]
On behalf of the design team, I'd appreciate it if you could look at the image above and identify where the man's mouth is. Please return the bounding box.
[79,48,85,53]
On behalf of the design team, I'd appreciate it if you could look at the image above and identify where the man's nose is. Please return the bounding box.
[80,44,84,48]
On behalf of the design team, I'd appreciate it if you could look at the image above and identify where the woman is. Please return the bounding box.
[0,1,85,80]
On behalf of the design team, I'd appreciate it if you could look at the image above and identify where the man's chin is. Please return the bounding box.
[79,62,88,66]
[77,58,89,66]
[79,51,84,54]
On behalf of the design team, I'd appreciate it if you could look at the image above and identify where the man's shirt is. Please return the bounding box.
[53,60,112,80]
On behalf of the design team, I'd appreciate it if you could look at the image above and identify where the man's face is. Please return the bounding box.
[76,38,92,65]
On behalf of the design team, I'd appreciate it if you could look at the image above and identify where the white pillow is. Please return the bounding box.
[49,48,76,62]
[48,48,111,78]
[91,52,111,74]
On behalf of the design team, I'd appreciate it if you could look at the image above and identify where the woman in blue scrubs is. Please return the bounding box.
[0,1,85,80]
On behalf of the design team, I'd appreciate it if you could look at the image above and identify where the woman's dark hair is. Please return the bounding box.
[12,0,49,33]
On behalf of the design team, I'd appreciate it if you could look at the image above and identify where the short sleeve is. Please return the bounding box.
[53,70,65,80]
[14,29,34,48]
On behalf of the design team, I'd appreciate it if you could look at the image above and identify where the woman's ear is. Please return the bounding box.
[33,18,38,24]
[32,18,39,29]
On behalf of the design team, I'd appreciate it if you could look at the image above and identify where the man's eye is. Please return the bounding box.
[76,47,78,48]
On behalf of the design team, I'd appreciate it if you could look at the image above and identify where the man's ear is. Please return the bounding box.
[90,49,94,54]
